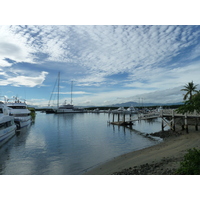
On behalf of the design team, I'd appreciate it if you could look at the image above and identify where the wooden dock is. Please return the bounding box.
[109,109,200,133]
[109,111,159,127]
[160,109,200,133]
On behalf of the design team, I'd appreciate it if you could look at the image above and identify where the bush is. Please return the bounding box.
[176,148,200,175]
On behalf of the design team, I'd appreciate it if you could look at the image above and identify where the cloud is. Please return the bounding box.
[1,25,200,105]
[0,71,48,87]
[54,91,90,95]
[0,26,37,67]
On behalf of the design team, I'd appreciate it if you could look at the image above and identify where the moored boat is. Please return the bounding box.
[54,100,85,113]
[52,73,85,114]
[6,97,32,129]
[0,101,16,146]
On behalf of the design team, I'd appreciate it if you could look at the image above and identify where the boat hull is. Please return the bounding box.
[55,109,85,113]
[14,116,32,129]
[0,125,16,146]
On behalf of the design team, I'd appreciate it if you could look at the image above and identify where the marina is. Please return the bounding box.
[0,112,162,175]
[1,102,200,175]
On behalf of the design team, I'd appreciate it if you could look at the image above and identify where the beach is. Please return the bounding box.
[84,126,200,175]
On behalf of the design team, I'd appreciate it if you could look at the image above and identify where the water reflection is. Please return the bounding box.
[0,112,162,175]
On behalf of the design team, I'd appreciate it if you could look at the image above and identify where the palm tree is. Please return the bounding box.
[181,81,198,101]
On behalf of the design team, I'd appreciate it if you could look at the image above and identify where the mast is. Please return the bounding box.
[57,72,60,108]
[71,81,73,105]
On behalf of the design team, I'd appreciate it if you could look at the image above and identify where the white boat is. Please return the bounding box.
[127,106,138,114]
[53,73,85,114]
[6,97,31,129]
[55,100,85,113]
[0,101,16,146]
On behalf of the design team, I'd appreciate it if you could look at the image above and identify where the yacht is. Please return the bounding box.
[127,106,138,114]
[0,101,16,146]
[52,73,85,114]
[6,97,31,129]
[54,100,85,113]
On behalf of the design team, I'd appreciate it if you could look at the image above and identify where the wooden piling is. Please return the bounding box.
[123,113,125,123]
[172,109,175,131]
[161,110,164,131]
[185,113,188,133]
[194,111,198,131]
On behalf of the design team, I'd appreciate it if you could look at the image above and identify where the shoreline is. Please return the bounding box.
[84,126,200,175]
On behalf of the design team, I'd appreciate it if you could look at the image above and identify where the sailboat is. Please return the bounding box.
[52,73,85,114]
[45,72,60,114]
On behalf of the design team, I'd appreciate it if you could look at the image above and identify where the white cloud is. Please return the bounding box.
[0,26,37,67]
[0,71,48,87]
[1,25,200,105]
[55,91,90,95]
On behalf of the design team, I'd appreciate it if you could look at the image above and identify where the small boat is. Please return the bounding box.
[0,101,17,146]
[45,108,56,114]
[127,106,138,114]
[92,108,100,113]
[6,97,32,129]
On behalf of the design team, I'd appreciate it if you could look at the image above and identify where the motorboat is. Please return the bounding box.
[127,106,138,114]
[0,101,16,146]
[117,107,126,112]
[6,97,31,129]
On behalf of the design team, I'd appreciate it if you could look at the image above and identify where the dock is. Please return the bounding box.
[109,111,159,127]
[160,109,200,133]
[109,109,200,133]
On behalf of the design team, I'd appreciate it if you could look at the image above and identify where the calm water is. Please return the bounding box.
[0,112,163,175]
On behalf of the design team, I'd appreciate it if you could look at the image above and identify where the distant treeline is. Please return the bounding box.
[85,104,183,110]
[35,104,183,112]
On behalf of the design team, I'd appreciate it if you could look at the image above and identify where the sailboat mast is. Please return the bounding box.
[57,72,60,108]
[71,81,73,105]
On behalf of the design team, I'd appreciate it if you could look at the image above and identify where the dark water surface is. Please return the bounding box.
[0,112,163,175]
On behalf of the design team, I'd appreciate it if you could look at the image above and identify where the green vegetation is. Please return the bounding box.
[177,81,200,114]
[28,107,36,119]
[181,81,198,101]
[176,148,200,175]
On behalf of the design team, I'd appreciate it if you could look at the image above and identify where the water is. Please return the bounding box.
[0,112,163,175]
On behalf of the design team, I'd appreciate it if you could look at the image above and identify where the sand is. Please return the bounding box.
[84,126,200,175]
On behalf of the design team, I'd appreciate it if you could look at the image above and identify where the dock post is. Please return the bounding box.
[172,110,175,131]
[112,113,115,123]
[118,113,120,122]
[161,110,164,131]
[185,113,188,133]
[194,111,198,131]
[181,118,185,130]
[123,113,125,123]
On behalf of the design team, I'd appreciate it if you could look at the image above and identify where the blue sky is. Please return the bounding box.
[1,25,200,107]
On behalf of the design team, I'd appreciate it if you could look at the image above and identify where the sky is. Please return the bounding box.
[1,25,200,107]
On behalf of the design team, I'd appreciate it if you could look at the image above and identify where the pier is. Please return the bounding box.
[160,109,200,133]
[109,109,200,133]
[108,111,159,127]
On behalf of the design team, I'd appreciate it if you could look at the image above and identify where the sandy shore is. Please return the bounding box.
[84,126,200,175]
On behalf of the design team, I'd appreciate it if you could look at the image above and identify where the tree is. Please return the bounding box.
[181,81,198,101]
[177,89,200,114]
